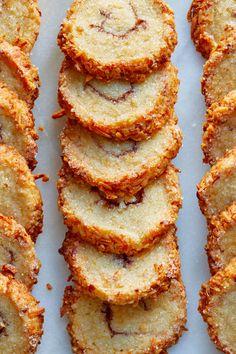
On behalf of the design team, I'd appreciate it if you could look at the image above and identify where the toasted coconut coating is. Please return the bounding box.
[0,0,41,53]
[188,0,236,58]
[0,273,44,354]
[58,59,179,140]
[61,279,186,354]
[0,214,40,289]
[0,39,40,108]
[197,147,236,219]
[0,82,38,169]
[202,27,236,107]
[207,203,236,275]
[199,258,236,354]
[0,144,43,241]
[202,90,236,165]
[60,117,182,199]
[58,164,182,255]
[58,0,177,82]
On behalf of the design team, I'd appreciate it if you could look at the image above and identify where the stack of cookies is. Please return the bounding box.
[0,1,44,353]
[57,1,187,353]
[189,1,236,353]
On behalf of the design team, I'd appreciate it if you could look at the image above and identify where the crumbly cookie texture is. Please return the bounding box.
[0,39,40,108]
[0,144,43,241]
[202,90,236,165]
[0,273,44,354]
[62,279,187,354]
[0,82,38,169]
[202,27,236,107]
[58,59,179,140]
[197,147,236,219]
[0,0,41,53]
[58,0,177,82]
[188,0,236,58]
[199,258,236,354]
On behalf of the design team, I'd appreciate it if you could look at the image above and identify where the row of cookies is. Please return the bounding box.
[0,1,44,353]
[56,0,187,353]
[189,1,236,353]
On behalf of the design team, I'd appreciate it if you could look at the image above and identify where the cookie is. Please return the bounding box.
[60,117,182,199]
[199,258,236,354]
[0,82,38,169]
[0,272,44,354]
[202,90,236,165]
[58,0,177,82]
[0,144,43,241]
[58,59,179,140]
[0,0,41,53]
[188,0,236,58]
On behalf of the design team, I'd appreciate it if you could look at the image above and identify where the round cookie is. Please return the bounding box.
[202,90,236,165]
[58,59,179,141]
[0,0,41,53]
[0,82,38,169]
[58,0,177,82]
[199,258,236,354]
[0,273,44,354]
[0,144,43,241]
[61,117,182,199]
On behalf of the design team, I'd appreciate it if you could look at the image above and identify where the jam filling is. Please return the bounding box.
[92,135,138,158]
[115,254,133,268]
[0,313,7,337]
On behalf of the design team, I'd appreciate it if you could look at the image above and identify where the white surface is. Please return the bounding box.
[31,1,220,353]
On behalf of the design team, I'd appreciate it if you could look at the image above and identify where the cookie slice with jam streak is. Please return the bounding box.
[58,59,179,140]
[0,272,44,354]
[58,0,177,82]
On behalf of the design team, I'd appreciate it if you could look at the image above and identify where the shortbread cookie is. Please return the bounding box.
[60,227,180,305]
[202,90,236,165]
[0,39,40,108]
[0,82,38,169]
[0,0,41,53]
[58,165,181,255]
[0,144,43,241]
[206,203,236,275]
[199,258,236,354]
[0,273,44,354]
[58,0,177,82]
[197,147,236,219]
[61,118,182,199]
[58,59,179,140]
[202,27,236,107]
[188,0,236,58]
[62,279,186,354]
[0,214,40,289]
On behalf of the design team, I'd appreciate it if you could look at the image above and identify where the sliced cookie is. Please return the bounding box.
[199,258,236,354]
[58,59,179,140]
[58,0,177,82]
[60,117,182,199]
[202,90,236,165]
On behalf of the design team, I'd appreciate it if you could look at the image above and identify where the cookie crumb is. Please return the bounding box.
[46,283,53,291]
[52,109,65,119]
[38,126,44,132]
[34,174,49,182]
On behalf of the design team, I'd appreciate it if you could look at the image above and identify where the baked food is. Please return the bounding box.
[60,226,180,305]
[58,0,177,82]
[0,144,43,241]
[58,164,181,255]
[199,258,236,354]
[61,279,186,354]
[60,117,182,199]
[202,90,236,165]
[0,214,40,289]
[0,39,40,108]
[0,272,44,354]
[0,82,38,169]
[188,0,236,58]
[197,147,236,219]
[58,59,179,141]
[202,27,236,107]
[0,0,41,53]
[206,202,236,275]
